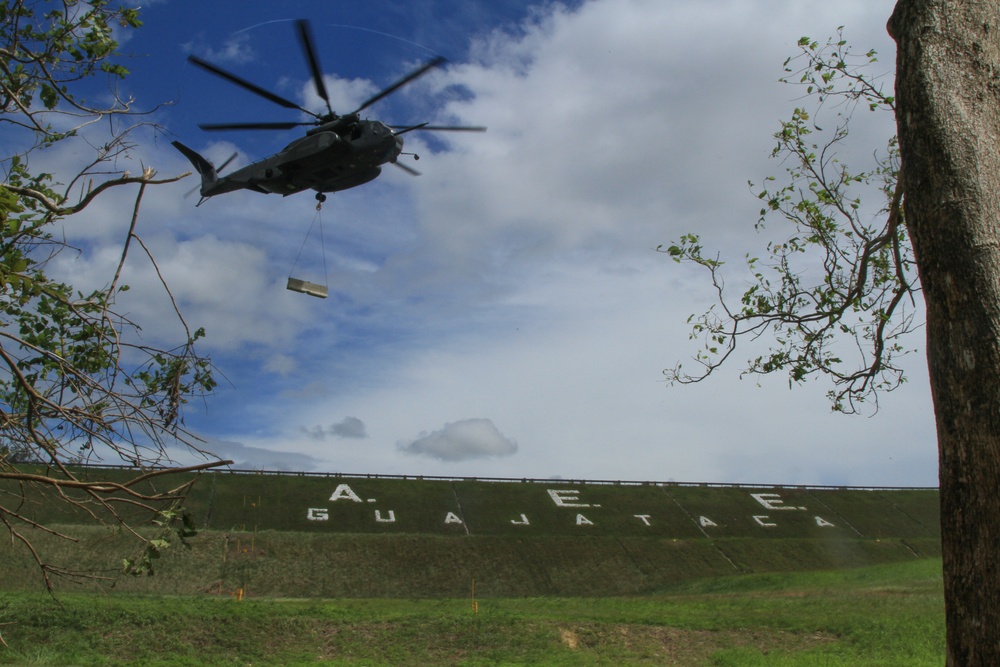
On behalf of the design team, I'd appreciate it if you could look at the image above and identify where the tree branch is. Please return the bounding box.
[1,171,190,217]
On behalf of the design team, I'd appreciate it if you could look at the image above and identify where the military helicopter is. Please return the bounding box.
[172,19,484,206]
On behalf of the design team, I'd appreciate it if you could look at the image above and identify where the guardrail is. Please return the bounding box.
[66,462,938,492]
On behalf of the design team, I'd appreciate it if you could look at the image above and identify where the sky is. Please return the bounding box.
[27,0,940,486]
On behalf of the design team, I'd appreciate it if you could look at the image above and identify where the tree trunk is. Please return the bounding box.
[888,1,1000,663]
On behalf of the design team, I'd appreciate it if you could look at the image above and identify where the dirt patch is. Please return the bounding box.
[557,623,837,664]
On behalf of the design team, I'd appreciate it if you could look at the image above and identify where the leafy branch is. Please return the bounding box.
[661,31,918,414]
[0,0,228,593]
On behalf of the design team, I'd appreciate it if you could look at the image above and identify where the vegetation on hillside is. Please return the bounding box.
[0,471,940,597]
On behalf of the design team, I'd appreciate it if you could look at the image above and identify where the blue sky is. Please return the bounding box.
[38,0,938,485]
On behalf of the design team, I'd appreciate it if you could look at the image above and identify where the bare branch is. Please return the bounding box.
[2,171,189,217]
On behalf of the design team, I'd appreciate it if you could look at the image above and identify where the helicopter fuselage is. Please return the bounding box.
[204,119,403,198]
[176,22,481,205]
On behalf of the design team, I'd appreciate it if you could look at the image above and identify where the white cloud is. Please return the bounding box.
[398,418,518,462]
[23,0,932,487]
[302,76,380,116]
[266,0,927,486]
[302,417,369,441]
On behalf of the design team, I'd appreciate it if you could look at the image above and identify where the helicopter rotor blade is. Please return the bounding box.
[390,122,429,136]
[188,55,319,119]
[296,19,335,117]
[198,121,314,131]
[353,56,447,115]
[389,124,487,132]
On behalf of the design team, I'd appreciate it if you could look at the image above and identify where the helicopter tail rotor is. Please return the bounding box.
[212,151,239,173]
[173,141,217,180]
[173,141,238,203]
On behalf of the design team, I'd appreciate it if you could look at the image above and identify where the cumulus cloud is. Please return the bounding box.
[301,416,369,441]
[64,0,935,487]
[397,418,518,462]
[302,76,380,117]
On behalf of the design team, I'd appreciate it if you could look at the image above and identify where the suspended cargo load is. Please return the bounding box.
[286,277,328,298]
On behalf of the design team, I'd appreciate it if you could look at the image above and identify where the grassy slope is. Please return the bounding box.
[0,527,941,598]
[2,468,940,538]
[0,471,941,597]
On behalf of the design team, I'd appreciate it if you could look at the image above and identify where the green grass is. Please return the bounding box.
[0,527,938,599]
[0,471,941,600]
[0,559,944,666]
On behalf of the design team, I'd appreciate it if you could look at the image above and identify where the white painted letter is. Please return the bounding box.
[815,516,835,527]
[750,493,802,510]
[547,489,590,508]
[329,484,363,503]
[307,508,328,521]
[375,510,396,523]
[511,513,530,525]
[575,514,594,526]
[753,515,777,527]
[634,514,652,526]
[444,512,464,525]
[699,516,718,528]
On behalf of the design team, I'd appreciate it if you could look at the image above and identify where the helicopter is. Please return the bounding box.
[172,19,484,206]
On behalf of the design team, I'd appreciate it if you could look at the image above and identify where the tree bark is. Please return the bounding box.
[889,1,1000,663]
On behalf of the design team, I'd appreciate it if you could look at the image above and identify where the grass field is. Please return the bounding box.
[0,525,941,598]
[0,559,945,666]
